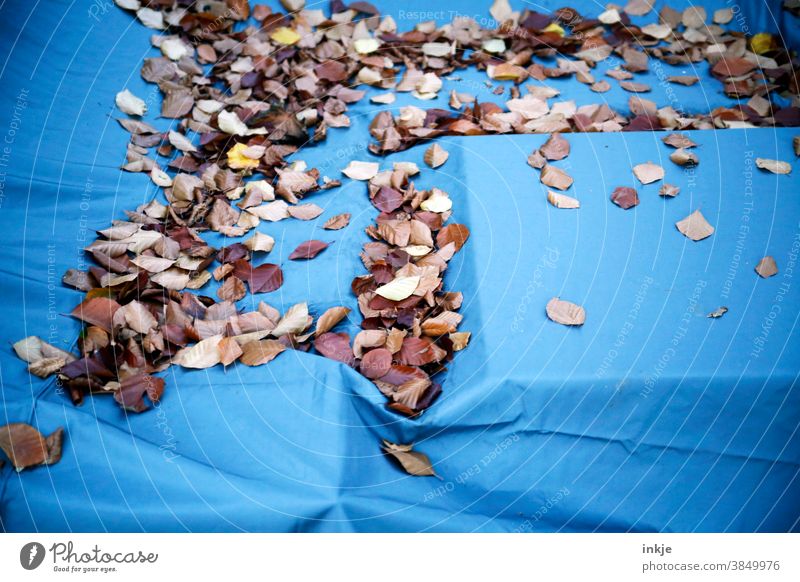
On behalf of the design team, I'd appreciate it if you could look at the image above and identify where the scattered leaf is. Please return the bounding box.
[676,210,714,241]
[382,440,436,477]
[755,256,778,278]
[546,297,586,326]
[289,240,329,260]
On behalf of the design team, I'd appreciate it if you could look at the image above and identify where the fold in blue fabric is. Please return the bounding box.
[0,0,798,531]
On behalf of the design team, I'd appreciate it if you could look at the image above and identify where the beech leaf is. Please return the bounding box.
[546,297,586,326]
[755,256,778,278]
[676,210,714,241]
[382,440,437,477]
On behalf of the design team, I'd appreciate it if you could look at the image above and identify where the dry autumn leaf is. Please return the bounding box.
[540,133,570,161]
[676,210,715,241]
[289,240,329,260]
[540,164,573,191]
[381,440,437,477]
[323,213,351,230]
[611,187,639,209]
[633,162,665,184]
[547,190,580,209]
[376,276,420,301]
[755,158,792,175]
[424,143,449,168]
[342,160,379,180]
[755,256,778,278]
[315,306,351,337]
[546,297,586,326]
[240,340,286,366]
[0,423,64,471]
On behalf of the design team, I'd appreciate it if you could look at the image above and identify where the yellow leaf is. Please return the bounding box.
[271,27,300,45]
[543,22,565,36]
[227,143,260,170]
[750,33,772,55]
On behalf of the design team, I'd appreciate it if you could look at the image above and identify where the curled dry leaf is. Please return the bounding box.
[708,306,729,318]
[540,164,573,191]
[659,183,680,197]
[676,209,714,241]
[755,256,778,278]
[662,133,697,149]
[755,158,792,175]
[315,306,351,337]
[244,232,275,253]
[115,89,146,116]
[381,440,436,477]
[670,148,699,166]
[424,143,449,168]
[546,297,586,326]
[323,213,351,230]
[0,423,64,471]
[611,187,639,209]
[271,303,310,337]
[633,162,665,184]
[547,190,580,209]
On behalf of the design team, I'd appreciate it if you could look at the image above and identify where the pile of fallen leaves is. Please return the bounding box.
[343,150,470,417]
[6,0,797,476]
[368,1,800,154]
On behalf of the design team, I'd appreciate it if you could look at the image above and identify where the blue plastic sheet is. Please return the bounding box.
[0,0,798,532]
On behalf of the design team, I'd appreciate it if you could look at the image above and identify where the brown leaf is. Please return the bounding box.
[670,148,699,166]
[611,187,639,209]
[372,187,404,213]
[70,297,121,332]
[360,348,392,379]
[662,133,697,148]
[676,210,714,241]
[289,240,329,260]
[287,203,324,220]
[424,143,449,168]
[755,256,778,278]
[620,81,651,93]
[323,213,351,230]
[436,224,470,251]
[240,339,286,366]
[540,164,573,191]
[218,336,243,366]
[232,259,284,293]
[382,440,436,477]
[314,332,355,366]
[540,133,570,161]
[115,374,164,413]
[218,275,247,301]
[0,423,63,470]
[546,297,586,326]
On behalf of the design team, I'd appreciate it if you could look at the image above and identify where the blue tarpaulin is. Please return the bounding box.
[0,0,798,532]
